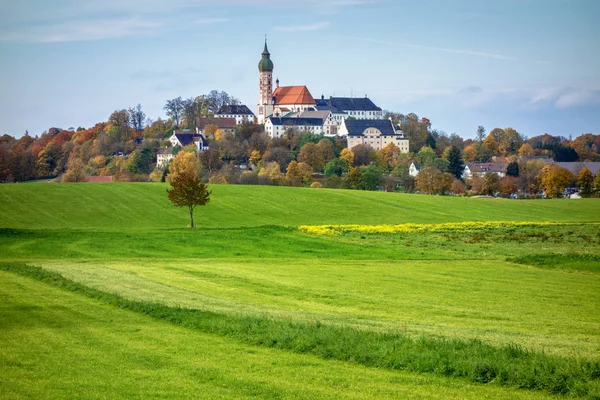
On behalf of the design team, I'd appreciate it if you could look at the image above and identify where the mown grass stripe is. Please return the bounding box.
[2,262,599,398]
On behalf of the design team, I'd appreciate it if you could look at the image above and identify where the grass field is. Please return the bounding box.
[1,183,600,398]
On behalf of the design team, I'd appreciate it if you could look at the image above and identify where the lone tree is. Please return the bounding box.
[166,152,211,228]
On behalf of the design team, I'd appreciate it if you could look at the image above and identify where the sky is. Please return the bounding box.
[1,0,599,139]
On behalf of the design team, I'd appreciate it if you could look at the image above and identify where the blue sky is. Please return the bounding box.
[1,0,599,139]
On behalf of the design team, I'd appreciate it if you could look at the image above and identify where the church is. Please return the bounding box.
[256,39,408,152]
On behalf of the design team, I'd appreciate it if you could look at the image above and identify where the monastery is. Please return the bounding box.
[256,39,408,152]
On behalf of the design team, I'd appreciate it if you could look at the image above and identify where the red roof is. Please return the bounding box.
[85,176,113,183]
[273,86,316,106]
[196,117,237,129]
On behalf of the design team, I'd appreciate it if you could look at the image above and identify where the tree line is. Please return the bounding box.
[1,92,600,199]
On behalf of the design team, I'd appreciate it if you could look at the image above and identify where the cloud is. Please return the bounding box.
[0,17,162,43]
[528,87,600,109]
[274,22,330,32]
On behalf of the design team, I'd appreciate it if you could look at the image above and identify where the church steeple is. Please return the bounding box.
[258,38,274,72]
[257,38,274,123]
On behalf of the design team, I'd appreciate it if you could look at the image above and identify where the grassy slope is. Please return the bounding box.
[1,183,600,230]
[0,272,556,400]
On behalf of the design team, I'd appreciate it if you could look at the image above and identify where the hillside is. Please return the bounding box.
[1,182,599,230]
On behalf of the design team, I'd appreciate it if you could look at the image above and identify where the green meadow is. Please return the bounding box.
[1,183,600,399]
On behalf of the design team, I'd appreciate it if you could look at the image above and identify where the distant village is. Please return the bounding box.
[1,39,599,198]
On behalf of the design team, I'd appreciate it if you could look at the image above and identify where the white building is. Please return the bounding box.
[264,117,324,138]
[298,110,338,136]
[340,119,409,152]
[215,104,255,125]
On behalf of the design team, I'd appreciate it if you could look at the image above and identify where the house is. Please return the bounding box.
[264,116,324,138]
[196,117,237,137]
[316,96,383,120]
[157,147,175,168]
[409,162,420,177]
[339,119,409,152]
[168,130,209,151]
[463,162,508,180]
[215,105,255,125]
[298,110,338,136]
[555,162,600,176]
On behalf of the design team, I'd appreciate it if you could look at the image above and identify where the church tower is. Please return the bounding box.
[257,39,274,124]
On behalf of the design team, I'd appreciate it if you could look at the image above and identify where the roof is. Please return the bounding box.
[268,117,324,127]
[157,147,173,155]
[173,134,208,147]
[258,41,274,72]
[465,162,508,174]
[298,110,331,121]
[343,119,397,136]
[216,104,254,116]
[555,162,600,175]
[317,96,381,111]
[315,104,346,114]
[196,117,237,129]
[273,86,316,106]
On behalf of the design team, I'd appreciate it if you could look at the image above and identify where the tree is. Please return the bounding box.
[324,158,348,177]
[379,143,402,172]
[286,161,312,186]
[518,143,534,156]
[339,148,354,166]
[164,97,185,128]
[482,172,500,196]
[451,179,467,196]
[595,172,600,197]
[499,176,518,197]
[415,166,442,194]
[415,146,437,167]
[444,146,464,179]
[298,142,323,171]
[506,161,519,177]
[108,110,130,140]
[351,144,377,166]
[577,167,594,197]
[539,164,574,198]
[128,104,146,133]
[166,152,211,228]
[476,126,486,142]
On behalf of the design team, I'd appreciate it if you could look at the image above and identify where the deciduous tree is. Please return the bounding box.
[482,172,500,196]
[577,167,594,197]
[539,164,574,198]
[166,152,210,228]
[415,166,442,194]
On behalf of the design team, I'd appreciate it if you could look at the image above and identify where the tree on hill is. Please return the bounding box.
[482,172,500,196]
[164,97,185,128]
[166,152,211,228]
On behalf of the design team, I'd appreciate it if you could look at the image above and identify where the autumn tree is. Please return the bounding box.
[499,176,518,197]
[339,148,354,166]
[482,172,500,196]
[258,161,284,185]
[577,167,594,197]
[286,161,312,186]
[451,179,467,196]
[518,143,535,156]
[166,152,210,228]
[379,143,402,172]
[351,144,378,167]
[415,166,442,194]
[539,164,574,198]
[298,142,323,171]
[595,172,600,197]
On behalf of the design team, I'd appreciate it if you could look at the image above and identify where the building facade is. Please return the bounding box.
[340,119,409,152]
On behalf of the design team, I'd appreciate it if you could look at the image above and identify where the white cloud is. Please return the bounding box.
[274,22,330,32]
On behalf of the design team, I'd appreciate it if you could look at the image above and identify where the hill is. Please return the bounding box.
[1,182,599,230]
